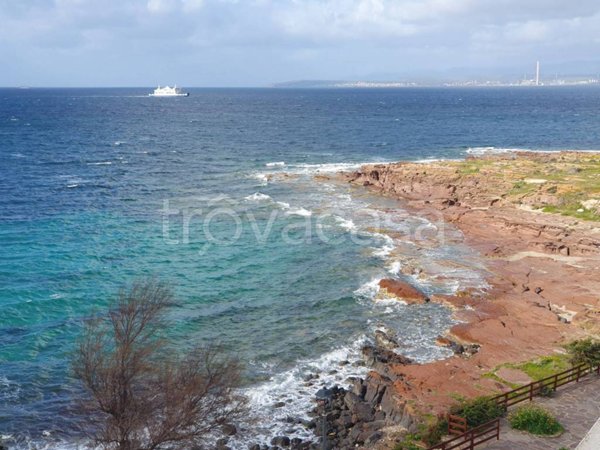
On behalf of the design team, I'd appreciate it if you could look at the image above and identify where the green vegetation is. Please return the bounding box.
[467,153,600,221]
[487,355,571,387]
[509,180,537,196]
[421,418,448,446]
[515,355,571,381]
[457,159,489,175]
[449,396,505,427]
[482,371,520,389]
[394,434,422,450]
[508,405,564,436]
[393,416,448,449]
[565,338,600,367]
[543,203,600,221]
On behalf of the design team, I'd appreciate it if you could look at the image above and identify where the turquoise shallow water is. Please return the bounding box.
[2,87,600,447]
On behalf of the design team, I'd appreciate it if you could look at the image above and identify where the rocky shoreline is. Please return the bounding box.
[336,151,600,447]
[233,151,600,450]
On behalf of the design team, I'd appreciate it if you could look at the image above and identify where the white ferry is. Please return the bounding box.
[149,85,189,97]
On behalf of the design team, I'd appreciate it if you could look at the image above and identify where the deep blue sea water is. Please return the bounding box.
[1,87,600,448]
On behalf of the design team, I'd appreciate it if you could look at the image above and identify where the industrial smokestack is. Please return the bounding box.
[535,61,540,86]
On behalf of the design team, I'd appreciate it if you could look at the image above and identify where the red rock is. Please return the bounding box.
[378,279,429,304]
[340,151,600,425]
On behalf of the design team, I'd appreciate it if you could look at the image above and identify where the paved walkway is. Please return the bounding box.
[483,375,600,450]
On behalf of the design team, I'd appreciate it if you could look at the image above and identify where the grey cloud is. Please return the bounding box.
[0,0,599,85]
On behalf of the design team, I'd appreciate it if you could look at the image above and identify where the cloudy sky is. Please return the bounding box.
[1,0,600,86]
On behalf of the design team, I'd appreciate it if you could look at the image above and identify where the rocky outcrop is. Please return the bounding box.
[378,279,429,304]
[307,373,420,450]
[329,151,600,438]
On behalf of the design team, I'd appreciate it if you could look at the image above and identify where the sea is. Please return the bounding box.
[1,86,600,449]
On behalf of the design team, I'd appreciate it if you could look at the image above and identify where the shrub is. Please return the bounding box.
[449,396,505,427]
[73,279,248,450]
[394,440,421,450]
[538,383,555,397]
[565,338,600,367]
[508,405,563,436]
[421,418,448,446]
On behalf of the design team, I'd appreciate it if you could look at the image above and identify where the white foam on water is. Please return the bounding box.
[0,376,21,402]
[371,233,395,259]
[276,201,290,209]
[372,296,407,308]
[251,173,269,186]
[285,208,312,217]
[465,146,528,156]
[86,161,112,166]
[66,184,79,188]
[334,216,357,232]
[230,337,369,448]
[388,261,402,275]
[266,161,286,167]
[244,192,272,202]
[353,277,381,300]
[285,162,362,175]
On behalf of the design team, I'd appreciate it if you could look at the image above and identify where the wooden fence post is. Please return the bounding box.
[529,383,534,401]
[554,373,558,391]
[576,365,581,382]
[496,419,500,440]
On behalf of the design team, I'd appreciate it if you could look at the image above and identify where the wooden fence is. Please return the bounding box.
[447,414,467,436]
[490,363,599,409]
[427,364,600,450]
[428,419,500,450]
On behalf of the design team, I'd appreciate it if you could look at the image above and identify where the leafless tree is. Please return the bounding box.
[73,279,247,450]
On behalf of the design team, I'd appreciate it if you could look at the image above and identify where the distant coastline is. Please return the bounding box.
[272,78,600,88]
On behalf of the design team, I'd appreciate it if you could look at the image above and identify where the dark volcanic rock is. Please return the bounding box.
[271,436,290,447]
[375,329,399,350]
[362,345,413,368]
[222,423,237,436]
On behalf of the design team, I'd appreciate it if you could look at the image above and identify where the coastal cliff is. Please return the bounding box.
[324,151,600,448]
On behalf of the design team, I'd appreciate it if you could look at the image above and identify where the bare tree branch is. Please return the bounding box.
[73,278,247,450]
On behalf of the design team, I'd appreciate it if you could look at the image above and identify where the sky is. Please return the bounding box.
[1,0,600,87]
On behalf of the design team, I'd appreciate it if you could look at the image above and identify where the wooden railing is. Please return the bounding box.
[428,418,500,450]
[427,364,600,450]
[447,414,467,436]
[490,364,600,409]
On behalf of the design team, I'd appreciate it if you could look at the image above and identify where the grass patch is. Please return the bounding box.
[513,355,571,381]
[509,405,564,436]
[482,371,520,389]
[508,180,538,196]
[394,434,423,450]
[543,203,600,221]
[489,355,571,387]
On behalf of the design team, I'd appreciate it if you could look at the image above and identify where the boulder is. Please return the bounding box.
[350,401,374,423]
[221,424,237,436]
[343,392,361,411]
[362,345,413,367]
[365,431,384,445]
[271,436,290,447]
[378,279,429,304]
[374,329,399,350]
